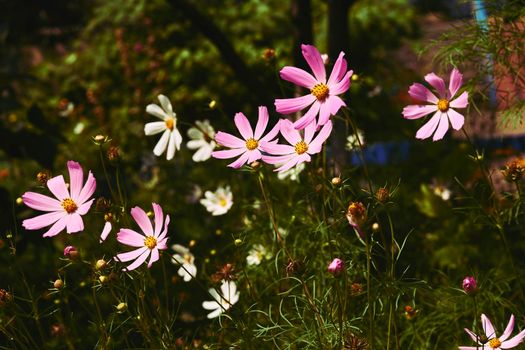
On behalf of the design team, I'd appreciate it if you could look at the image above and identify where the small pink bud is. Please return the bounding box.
[327,258,344,276]
[462,276,477,294]
[63,246,78,259]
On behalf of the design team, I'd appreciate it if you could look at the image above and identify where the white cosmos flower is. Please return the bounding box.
[346,129,365,151]
[276,162,305,182]
[144,94,183,161]
[246,244,271,266]
[202,280,240,319]
[187,120,216,162]
[171,244,197,282]
[200,186,233,216]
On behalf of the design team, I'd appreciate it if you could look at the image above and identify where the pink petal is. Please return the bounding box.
[293,101,320,130]
[77,171,96,204]
[254,106,269,140]
[301,44,326,83]
[247,149,262,163]
[47,175,70,201]
[432,112,449,141]
[303,118,317,144]
[157,238,168,250]
[280,120,302,145]
[215,132,245,148]
[262,154,295,165]
[408,83,438,104]
[147,248,159,268]
[116,247,148,262]
[23,211,66,230]
[327,52,347,86]
[42,216,68,237]
[117,228,146,247]
[212,148,246,159]
[275,94,316,115]
[464,328,482,344]
[500,315,515,342]
[152,203,164,237]
[66,213,84,233]
[275,156,300,172]
[123,249,151,271]
[501,329,525,348]
[259,119,282,143]
[317,100,331,126]
[227,151,250,169]
[100,221,112,242]
[448,68,463,98]
[131,206,154,236]
[329,70,353,95]
[308,121,333,154]
[76,199,94,215]
[234,112,253,140]
[481,314,496,339]
[328,95,346,115]
[450,91,469,109]
[447,109,465,130]
[260,143,294,155]
[22,192,62,211]
[415,111,441,140]
[402,104,438,120]
[280,66,317,88]
[156,215,170,241]
[424,72,446,97]
[67,161,83,200]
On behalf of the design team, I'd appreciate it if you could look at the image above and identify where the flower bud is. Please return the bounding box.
[63,246,78,259]
[116,302,127,313]
[404,305,418,320]
[16,197,23,205]
[462,276,477,294]
[372,222,380,232]
[189,239,197,248]
[53,279,64,289]
[208,100,217,109]
[95,259,107,270]
[234,238,243,246]
[36,170,51,184]
[0,289,13,307]
[99,275,108,284]
[327,258,344,276]
[331,177,342,186]
[375,187,389,203]
[107,146,120,161]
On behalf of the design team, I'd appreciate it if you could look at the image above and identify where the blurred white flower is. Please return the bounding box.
[321,53,329,65]
[187,120,216,162]
[171,244,197,282]
[200,186,233,216]
[144,94,183,161]
[246,244,272,266]
[276,162,305,182]
[202,280,240,319]
[431,184,452,201]
[73,122,85,135]
[346,130,365,151]
[186,184,203,204]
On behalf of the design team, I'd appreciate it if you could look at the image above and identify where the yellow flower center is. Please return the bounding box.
[489,338,501,348]
[295,140,308,155]
[165,118,175,131]
[219,197,228,207]
[437,99,449,112]
[245,138,258,150]
[144,236,157,249]
[61,198,78,213]
[311,83,330,101]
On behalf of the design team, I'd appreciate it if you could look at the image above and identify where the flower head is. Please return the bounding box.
[212,106,280,168]
[246,244,271,266]
[402,68,469,141]
[187,120,216,162]
[460,314,525,349]
[462,276,477,294]
[200,186,233,216]
[171,244,197,282]
[22,161,96,237]
[261,119,332,173]
[115,203,169,271]
[327,258,344,276]
[275,44,353,129]
[145,94,183,160]
[202,280,240,319]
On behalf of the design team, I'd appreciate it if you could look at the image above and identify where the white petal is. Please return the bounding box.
[145,121,166,135]
[153,130,171,156]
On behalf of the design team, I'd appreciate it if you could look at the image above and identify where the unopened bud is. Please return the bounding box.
[16,197,23,205]
[462,276,478,295]
[95,259,107,270]
[189,239,196,248]
[36,171,51,184]
[372,222,380,232]
[208,100,216,109]
[53,279,64,289]
[234,238,243,246]
[116,302,127,313]
[331,177,342,186]
[99,275,108,284]
[375,187,389,203]
[63,246,79,259]
[327,258,344,276]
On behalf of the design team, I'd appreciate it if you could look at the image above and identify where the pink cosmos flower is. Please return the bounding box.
[115,203,169,271]
[22,161,96,237]
[327,258,344,276]
[261,119,332,172]
[212,106,280,168]
[460,314,525,350]
[275,44,353,130]
[402,68,469,141]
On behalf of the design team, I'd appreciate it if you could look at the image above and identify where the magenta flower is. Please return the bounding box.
[22,161,96,237]
[261,119,332,172]
[212,106,280,168]
[402,68,469,141]
[115,203,169,271]
[460,314,525,349]
[462,276,477,294]
[275,44,353,130]
[63,245,78,259]
[327,258,344,276]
